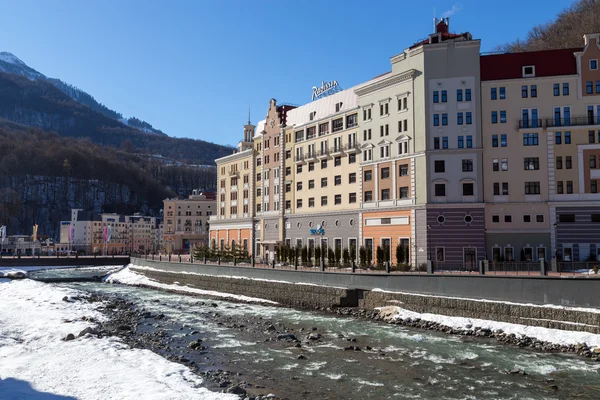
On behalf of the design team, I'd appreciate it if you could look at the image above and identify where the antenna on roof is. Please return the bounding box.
[248,106,251,125]
[433,7,436,31]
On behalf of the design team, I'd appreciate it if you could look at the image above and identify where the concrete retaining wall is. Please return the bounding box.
[131,258,600,308]
[1,256,129,267]
[130,267,357,310]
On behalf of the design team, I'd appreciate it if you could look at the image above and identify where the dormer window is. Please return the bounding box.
[309,111,316,121]
[591,59,598,70]
[522,65,535,78]
[335,102,343,112]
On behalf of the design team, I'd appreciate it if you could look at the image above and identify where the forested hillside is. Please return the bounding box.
[497,0,600,52]
[0,120,217,238]
[0,72,233,165]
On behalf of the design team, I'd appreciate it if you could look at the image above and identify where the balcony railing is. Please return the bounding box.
[317,148,330,158]
[332,124,344,133]
[331,145,344,154]
[546,116,600,128]
[518,119,542,129]
[345,142,361,152]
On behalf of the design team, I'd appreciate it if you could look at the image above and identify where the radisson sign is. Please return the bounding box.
[312,80,339,101]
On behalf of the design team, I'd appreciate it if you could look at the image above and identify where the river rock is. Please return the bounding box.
[277,333,297,341]
[78,327,97,337]
[227,385,247,395]
[507,368,527,375]
[297,354,306,360]
[63,333,75,341]
[307,333,321,340]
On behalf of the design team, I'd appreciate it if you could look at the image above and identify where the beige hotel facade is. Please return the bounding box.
[210,20,600,266]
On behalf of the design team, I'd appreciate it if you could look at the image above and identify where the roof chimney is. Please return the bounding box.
[436,17,449,34]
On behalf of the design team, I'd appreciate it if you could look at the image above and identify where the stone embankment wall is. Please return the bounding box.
[130,267,357,310]
[129,259,600,334]
[359,291,600,334]
[0,256,129,267]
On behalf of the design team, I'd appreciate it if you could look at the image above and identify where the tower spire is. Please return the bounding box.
[248,106,251,125]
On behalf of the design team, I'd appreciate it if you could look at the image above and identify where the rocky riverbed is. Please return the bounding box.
[59,282,600,400]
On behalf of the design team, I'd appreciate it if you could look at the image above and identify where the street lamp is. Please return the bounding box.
[427,224,432,261]
[553,223,558,259]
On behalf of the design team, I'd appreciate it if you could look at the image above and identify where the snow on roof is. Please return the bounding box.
[253,119,266,139]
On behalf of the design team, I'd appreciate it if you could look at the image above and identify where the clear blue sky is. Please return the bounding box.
[0,0,572,147]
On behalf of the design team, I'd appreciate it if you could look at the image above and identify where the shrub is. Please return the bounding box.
[342,248,350,267]
[359,246,366,267]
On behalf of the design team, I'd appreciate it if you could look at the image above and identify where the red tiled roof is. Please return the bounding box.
[480,48,582,81]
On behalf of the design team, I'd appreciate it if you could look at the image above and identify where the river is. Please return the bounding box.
[64,281,600,400]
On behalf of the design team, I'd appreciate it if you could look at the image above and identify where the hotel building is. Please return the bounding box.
[162,191,215,253]
[211,20,600,266]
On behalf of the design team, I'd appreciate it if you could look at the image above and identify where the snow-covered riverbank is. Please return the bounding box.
[0,278,237,400]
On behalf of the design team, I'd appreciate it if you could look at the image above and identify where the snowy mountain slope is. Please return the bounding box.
[0,51,165,135]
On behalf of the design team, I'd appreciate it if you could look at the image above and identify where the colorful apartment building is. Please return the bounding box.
[163,191,215,253]
[481,33,600,262]
[211,20,600,267]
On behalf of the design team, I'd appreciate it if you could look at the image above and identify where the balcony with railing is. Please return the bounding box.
[330,144,344,155]
[345,142,361,153]
[546,116,600,128]
[228,169,239,176]
[294,153,306,164]
[317,148,330,159]
[518,119,542,129]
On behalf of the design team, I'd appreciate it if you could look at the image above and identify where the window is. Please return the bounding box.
[592,180,598,193]
[434,184,446,197]
[308,162,315,172]
[501,158,508,171]
[334,175,342,186]
[491,88,497,100]
[492,215,500,223]
[591,155,597,169]
[285,183,291,193]
[504,215,512,223]
[441,90,447,103]
[465,89,471,101]
[493,159,499,171]
[555,132,562,144]
[591,59,598,70]
[346,113,358,128]
[442,113,448,126]
[434,137,440,149]
[563,83,569,95]
[436,247,445,262]
[321,196,328,206]
[457,112,463,125]
[557,181,564,194]
[349,153,356,164]
[500,134,507,147]
[296,181,302,191]
[499,87,506,99]
[380,145,390,158]
[590,130,596,143]
[457,89,463,102]
[433,114,440,126]
[559,214,575,223]
[381,189,390,200]
[308,179,315,189]
[500,111,506,123]
[399,187,409,198]
[381,167,390,179]
[565,131,571,144]
[363,149,372,162]
[364,191,373,202]
[399,141,408,154]
[296,199,302,209]
[335,194,342,205]
[458,136,464,148]
[256,188,262,197]
[399,164,408,176]
[321,177,328,187]
[587,81,593,94]
[522,65,535,77]
[524,157,539,170]
[346,192,356,204]
[363,129,372,141]
[462,159,473,172]
[334,156,341,167]
[524,181,541,195]
[553,83,560,96]
[466,135,473,148]
[466,112,472,125]
[493,182,500,195]
[433,91,439,103]
[597,80,600,94]
[502,182,509,195]
[492,135,498,147]
[531,85,537,97]
[523,133,538,146]
[522,85,528,98]
[349,172,356,183]
[434,160,445,173]
[492,111,498,124]
[332,118,343,132]
[463,183,474,196]
[364,170,372,181]
[442,137,448,149]
[556,156,563,169]
[566,180,573,194]
[308,197,315,207]
[296,164,302,174]
[321,159,327,169]
[536,215,544,223]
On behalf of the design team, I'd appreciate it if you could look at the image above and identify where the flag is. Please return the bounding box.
[107,225,112,243]
[68,225,75,243]
[32,224,38,242]
[103,226,108,243]
[0,225,5,240]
